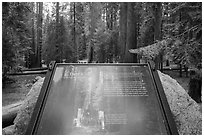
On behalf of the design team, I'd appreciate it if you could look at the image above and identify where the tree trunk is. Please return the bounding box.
[30,2,36,68]
[110,3,113,62]
[36,2,43,67]
[154,3,162,41]
[124,3,137,63]
[73,2,77,62]
[88,3,98,63]
[119,3,127,62]
[34,2,39,67]
[153,2,162,70]
[55,2,60,63]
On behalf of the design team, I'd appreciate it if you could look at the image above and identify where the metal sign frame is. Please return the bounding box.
[26,63,178,135]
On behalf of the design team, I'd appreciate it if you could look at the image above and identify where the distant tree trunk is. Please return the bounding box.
[73,2,77,61]
[153,2,162,70]
[106,3,117,62]
[154,3,162,41]
[119,3,127,63]
[135,3,140,63]
[34,2,39,67]
[30,2,36,68]
[36,2,43,67]
[39,2,43,67]
[109,3,114,62]
[88,3,98,63]
[124,3,137,63]
[55,2,60,63]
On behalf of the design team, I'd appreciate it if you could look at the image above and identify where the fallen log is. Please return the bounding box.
[21,67,48,72]
[2,102,22,128]
[7,70,47,76]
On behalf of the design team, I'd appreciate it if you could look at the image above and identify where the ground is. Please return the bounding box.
[2,74,45,106]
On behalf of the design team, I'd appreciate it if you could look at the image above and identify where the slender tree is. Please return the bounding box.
[119,3,127,62]
[73,2,77,61]
[36,2,43,67]
[30,2,36,68]
[55,2,60,62]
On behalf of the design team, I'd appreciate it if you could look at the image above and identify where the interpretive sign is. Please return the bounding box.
[26,63,178,135]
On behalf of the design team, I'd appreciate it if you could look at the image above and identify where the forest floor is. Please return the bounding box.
[2,74,45,106]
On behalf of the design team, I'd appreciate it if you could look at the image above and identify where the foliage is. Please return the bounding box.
[93,20,112,62]
[43,16,74,64]
[3,2,201,70]
[129,40,168,60]
[139,3,155,47]
[2,2,31,76]
[75,2,87,60]
[166,2,202,67]
[131,2,201,68]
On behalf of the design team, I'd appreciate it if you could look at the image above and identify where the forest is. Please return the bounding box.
[2,2,202,75]
[2,2,202,135]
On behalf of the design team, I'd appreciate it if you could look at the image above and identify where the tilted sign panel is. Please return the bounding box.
[36,64,168,135]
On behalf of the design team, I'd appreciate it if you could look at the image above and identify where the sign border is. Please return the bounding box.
[26,63,178,135]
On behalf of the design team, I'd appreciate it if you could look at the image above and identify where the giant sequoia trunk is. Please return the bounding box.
[124,3,137,63]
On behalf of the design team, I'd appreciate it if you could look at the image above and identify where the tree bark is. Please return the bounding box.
[119,3,127,62]
[124,3,137,63]
[30,2,36,68]
[154,3,162,41]
[153,2,162,70]
[88,3,99,63]
[55,2,60,63]
[36,2,43,67]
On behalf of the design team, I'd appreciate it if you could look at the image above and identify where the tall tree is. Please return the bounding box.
[2,2,31,76]
[153,3,162,41]
[124,3,137,63]
[106,3,119,62]
[55,2,60,62]
[167,2,202,67]
[75,3,87,60]
[153,2,162,70]
[88,2,100,63]
[30,2,36,68]
[36,2,43,67]
[73,2,77,61]
[119,3,127,62]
